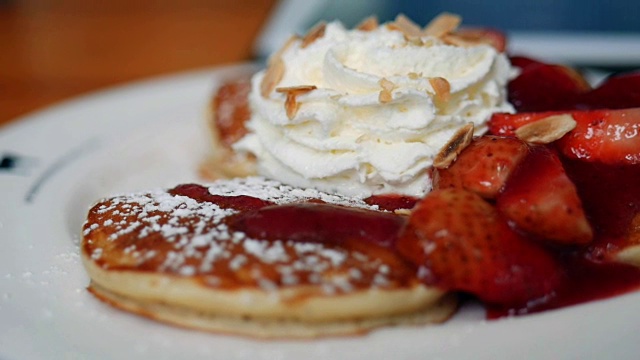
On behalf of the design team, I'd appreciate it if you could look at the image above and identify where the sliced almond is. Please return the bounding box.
[387,14,423,39]
[442,33,479,48]
[422,13,462,38]
[356,16,379,31]
[301,21,326,48]
[429,77,451,102]
[260,58,285,97]
[433,123,475,169]
[275,85,317,119]
[408,72,421,80]
[616,213,640,267]
[378,78,396,103]
[275,85,318,95]
[379,91,393,104]
[515,114,576,144]
[407,36,424,46]
[259,36,298,97]
[394,209,412,216]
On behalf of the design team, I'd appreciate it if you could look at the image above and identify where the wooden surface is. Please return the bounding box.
[0,0,276,128]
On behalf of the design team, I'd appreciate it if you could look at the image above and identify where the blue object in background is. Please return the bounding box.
[297,0,640,32]
[387,0,640,32]
[255,0,640,68]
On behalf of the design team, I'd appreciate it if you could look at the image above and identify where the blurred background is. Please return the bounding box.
[2,0,640,127]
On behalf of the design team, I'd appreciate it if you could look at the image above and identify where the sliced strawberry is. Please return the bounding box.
[508,63,590,112]
[562,160,640,263]
[560,108,640,164]
[497,146,593,244]
[488,110,555,137]
[573,71,640,110]
[432,136,529,199]
[509,55,544,72]
[396,188,563,306]
[489,108,640,165]
[454,28,506,52]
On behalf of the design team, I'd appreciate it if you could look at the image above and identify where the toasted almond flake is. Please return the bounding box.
[378,78,396,103]
[379,91,393,104]
[422,13,462,37]
[276,85,317,120]
[259,36,298,98]
[260,58,285,97]
[387,14,423,38]
[433,123,475,169]
[615,213,640,266]
[429,77,451,102]
[408,72,421,80]
[442,33,479,48]
[275,35,299,59]
[380,78,395,92]
[515,114,577,144]
[356,16,379,31]
[301,21,327,48]
[407,36,424,46]
[284,95,299,120]
[275,85,318,95]
[394,209,412,216]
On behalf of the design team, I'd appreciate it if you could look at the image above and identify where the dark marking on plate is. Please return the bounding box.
[25,139,101,204]
[0,153,38,176]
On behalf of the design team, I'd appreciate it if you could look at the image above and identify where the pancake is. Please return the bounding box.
[200,79,257,180]
[81,177,456,338]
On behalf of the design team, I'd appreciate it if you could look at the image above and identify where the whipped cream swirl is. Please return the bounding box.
[234,19,515,197]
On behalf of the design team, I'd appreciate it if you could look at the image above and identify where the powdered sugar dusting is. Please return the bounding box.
[207,177,379,210]
[82,177,409,294]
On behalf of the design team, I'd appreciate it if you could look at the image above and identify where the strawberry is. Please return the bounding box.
[559,108,640,164]
[497,146,593,244]
[489,108,640,165]
[508,63,590,112]
[488,110,555,137]
[507,57,640,111]
[432,136,530,199]
[509,56,544,72]
[396,188,563,307]
[573,71,640,110]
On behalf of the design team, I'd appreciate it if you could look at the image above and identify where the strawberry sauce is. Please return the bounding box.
[172,178,640,319]
[488,159,640,317]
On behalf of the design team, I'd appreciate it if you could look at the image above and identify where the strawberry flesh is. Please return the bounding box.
[508,63,590,112]
[559,108,640,164]
[572,71,640,110]
[489,108,640,165]
[432,136,530,199]
[396,188,563,307]
[497,146,593,244]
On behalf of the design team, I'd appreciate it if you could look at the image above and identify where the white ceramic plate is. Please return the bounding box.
[1,64,639,360]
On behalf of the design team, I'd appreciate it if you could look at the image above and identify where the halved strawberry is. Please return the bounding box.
[508,63,590,112]
[497,146,593,244]
[573,71,640,110]
[396,188,563,307]
[560,108,640,164]
[432,136,529,199]
[489,108,640,165]
[509,55,544,72]
[488,110,554,137]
